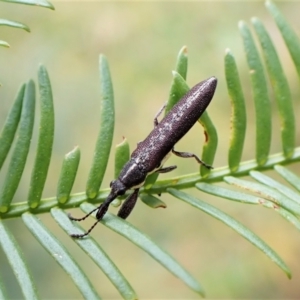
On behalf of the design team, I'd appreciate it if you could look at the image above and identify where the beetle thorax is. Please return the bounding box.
[118,159,148,189]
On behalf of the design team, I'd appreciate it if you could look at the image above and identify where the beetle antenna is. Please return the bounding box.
[70,219,100,239]
[68,206,100,222]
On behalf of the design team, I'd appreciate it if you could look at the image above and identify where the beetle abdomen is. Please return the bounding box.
[131,76,217,172]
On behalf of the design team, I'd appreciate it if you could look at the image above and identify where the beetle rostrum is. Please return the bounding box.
[69,76,217,238]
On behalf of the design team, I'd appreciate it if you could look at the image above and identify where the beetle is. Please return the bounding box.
[69,76,217,238]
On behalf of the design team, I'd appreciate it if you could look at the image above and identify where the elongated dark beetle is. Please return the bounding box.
[69,76,217,238]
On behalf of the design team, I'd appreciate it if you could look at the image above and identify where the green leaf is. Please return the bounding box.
[239,20,271,166]
[144,172,160,190]
[0,220,39,299]
[225,49,247,172]
[114,138,130,179]
[0,19,30,32]
[0,84,24,170]
[165,51,189,115]
[274,165,300,192]
[175,45,188,80]
[250,170,300,205]
[80,203,205,297]
[275,207,300,232]
[51,208,138,300]
[196,182,259,204]
[0,0,54,10]
[196,182,300,232]
[28,66,54,208]
[0,273,8,299]
[0,81,35,213]
[266,0,300,79]
[168,188,291,278]
[0,40,10,47]
[225,176,300,216]
[166,71,189,115]
[139,193,167,209]
[57,146,81,204]
[86,55,115,199]
[252,17,295,158]
[198,110,217,177]
[22,213,100,299]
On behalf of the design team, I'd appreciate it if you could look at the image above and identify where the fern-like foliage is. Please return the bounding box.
[0,0,54,48]
[1,1,300,298]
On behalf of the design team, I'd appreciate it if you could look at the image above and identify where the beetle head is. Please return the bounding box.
[109,179,127,197]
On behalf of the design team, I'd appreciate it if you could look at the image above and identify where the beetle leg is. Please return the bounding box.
[172,148,213,169]
[68,202,111,238]
[70,219,100,239]
[154,103,166,127]
[68,206,99,222]
[69,192,119,238]
[156,165,177,173]
[117,189,139,219]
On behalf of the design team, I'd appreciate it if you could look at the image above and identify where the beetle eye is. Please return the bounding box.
[110,180,115,188]
[118,188,126,196]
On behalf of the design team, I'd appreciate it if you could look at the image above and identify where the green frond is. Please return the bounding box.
[0,0,54,9]
[239,20,271,166]
[86,55,115,200]
[0,40,10,47]
[57,146,81,204]
[114,138,130,179]
[139,193,167,209]
[168,188,291,279]
[81,203,205,297]
[275,165,300,191]
[252,17,295,158]
[27,66,54,208]
[225,49,246,172]
[266,0,300,79]
[51,208,137,300]
[0,0,54,47]
[0,81,35,213]
[0,19,30,32]
[22,213,99,299]
[0,221,39,299]
[0,84,24,169]
[0,0,300,298]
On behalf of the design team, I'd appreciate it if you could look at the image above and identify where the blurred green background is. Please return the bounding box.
[1,0,300,298]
